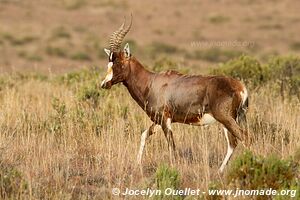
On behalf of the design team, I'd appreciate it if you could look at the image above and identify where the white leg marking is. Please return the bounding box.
[101,62,113,87]
[166,118,172,130]
[137,129,149,164]
[201,114,216,125]
[219,128,234,173]
[191,113,216,126]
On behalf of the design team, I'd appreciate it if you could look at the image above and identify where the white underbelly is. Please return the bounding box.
[191,113,217,126]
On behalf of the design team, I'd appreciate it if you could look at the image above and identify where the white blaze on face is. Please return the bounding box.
[101,62,113,87]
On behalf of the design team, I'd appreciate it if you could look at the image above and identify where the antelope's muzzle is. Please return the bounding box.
[101,80,112,89]
[101,62,113,89]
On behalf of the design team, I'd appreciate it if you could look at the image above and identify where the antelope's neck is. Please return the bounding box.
[123,59,154,109]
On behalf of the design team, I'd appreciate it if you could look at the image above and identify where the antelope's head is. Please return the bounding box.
[101,16,132,89]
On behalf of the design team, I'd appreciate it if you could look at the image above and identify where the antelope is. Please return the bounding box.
[101,17,249,172]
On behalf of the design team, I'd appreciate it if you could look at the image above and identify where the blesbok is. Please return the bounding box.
[101,17,249,172]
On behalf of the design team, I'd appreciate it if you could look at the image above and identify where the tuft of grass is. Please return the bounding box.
[154,164,182,200]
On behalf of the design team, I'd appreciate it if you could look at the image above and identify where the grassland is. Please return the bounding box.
[0,0,299,199]
[0,62,298,199]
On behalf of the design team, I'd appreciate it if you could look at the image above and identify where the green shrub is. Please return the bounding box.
[211,55,268,86]
[211,55,300,99]
[227,151,298,199]
[154,164,182,200]
[77,82,101,106]
[268,56,300,80]
[267,56,300,99]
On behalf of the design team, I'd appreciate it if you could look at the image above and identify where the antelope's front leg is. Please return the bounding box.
[162,118,176,161]
[137,123,156,164]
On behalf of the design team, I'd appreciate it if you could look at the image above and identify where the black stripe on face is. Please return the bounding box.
[109,53,113,61]
[109,52,117,62]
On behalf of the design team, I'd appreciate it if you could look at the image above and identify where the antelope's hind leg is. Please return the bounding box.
[219,127,238,173]
[161,118,176,161]
[137,123,156,164]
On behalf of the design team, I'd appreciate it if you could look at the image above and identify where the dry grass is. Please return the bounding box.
[0,74,298,199]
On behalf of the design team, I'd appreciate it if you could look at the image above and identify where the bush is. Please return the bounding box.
[211,55,300,99]
[267,56,300,99]
[226,151,299,199]
[77,81,101,106]
[154,164,182,200]
[211,55,268,86]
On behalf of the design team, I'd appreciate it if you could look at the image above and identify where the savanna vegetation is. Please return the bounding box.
[0,55,298,199]
[0,0,300,199]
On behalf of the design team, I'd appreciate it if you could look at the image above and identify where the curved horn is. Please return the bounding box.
[109,15,132,52]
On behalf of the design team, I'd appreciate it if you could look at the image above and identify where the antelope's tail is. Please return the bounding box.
[237,87,249,127]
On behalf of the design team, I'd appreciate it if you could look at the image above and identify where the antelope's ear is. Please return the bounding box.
[123,43,130,58]
[104,48,111,57]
